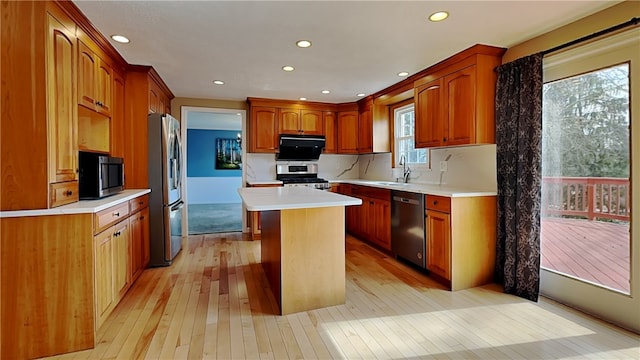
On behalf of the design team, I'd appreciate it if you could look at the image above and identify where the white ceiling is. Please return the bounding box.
[73,0,620,104]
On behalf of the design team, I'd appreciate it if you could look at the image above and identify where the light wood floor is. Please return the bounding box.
[50,233,639,360]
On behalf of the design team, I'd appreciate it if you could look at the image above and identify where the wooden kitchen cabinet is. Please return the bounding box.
[342,184,391,251]
[323,111,338,153]
[414,45,504,148]
[47,8,79,207]
[358,99,373,153]
[425,194,496,291]
[426,196,452,280]
[124,66,174,188]
[78,39,112,117]
[279,108,323,135]
[337,110,359,154]
[129,196,150,279]
[110,70,126,158]
[249,106,279,152]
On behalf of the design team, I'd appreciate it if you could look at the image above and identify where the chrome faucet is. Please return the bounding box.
[399,155,411,183]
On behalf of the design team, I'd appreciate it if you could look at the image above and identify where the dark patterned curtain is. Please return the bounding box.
[495,53,543,301]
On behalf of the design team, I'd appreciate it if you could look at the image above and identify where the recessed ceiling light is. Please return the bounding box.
[398,71,410,77]
[299,97,307,101]
[429,11,449,22]
[321,90,331,94]
[213,80,224,85]
[110,34,130,44]
[296,40,312,48]
[357,93,366,97]
[282,65,295,72]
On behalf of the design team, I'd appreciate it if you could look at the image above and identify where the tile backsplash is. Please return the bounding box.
[245,144,496,191]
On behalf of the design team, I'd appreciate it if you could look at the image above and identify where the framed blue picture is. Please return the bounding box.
[215,138,242,170]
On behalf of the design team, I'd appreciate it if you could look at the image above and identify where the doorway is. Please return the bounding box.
[180,106,247,234]
[540,28,639,332]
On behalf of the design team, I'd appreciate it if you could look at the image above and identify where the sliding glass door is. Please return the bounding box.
[540,28,639,332]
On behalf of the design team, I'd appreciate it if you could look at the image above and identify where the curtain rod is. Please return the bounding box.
[542,17,639,56]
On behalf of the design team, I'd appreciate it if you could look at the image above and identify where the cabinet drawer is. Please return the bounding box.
[94,202,130,234]
[351,185,390,201]
[425,195,451,213]
[50,181,79,207]
[129,194,149,214]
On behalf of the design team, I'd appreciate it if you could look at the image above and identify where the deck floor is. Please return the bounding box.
[541,217,630,293]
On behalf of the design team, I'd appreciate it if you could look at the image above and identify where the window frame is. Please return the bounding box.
[391,99,427,168]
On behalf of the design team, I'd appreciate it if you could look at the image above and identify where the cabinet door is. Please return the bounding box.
[337,111,359,154]
[113,220,130,297]
[445,66,476,146]
[77,40,97,110]
[149,86,160,114]
[372,198,391,250]
[129,208,149,279]
[323,111,337,153]
[94,229,114,328]
[95,58,112,116]
[47,14,78,185]
[111,71,126,158]
[300,109,323,135]
[426,210,451,280]
[358,106,373,153]
[250,106,278,152]
[415,78,445,148]
[279,108,300,134]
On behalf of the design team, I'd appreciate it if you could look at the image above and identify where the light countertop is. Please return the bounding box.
[246,180,283,186]
[0,189,151,218]
[331,180,497,197]
[238,187,361,211]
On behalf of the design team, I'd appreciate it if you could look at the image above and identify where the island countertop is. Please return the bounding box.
[238,187,362,211]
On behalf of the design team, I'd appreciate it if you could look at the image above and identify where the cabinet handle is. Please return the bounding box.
[443,138,447,142]
[140,216,145,220]
[433,201,438,205]
[114,212,120,217]
[65,190,73,196]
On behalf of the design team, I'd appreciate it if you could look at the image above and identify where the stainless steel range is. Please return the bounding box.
[276,163,331,190]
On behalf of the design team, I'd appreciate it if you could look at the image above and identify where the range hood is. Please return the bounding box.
[277,134,326,161]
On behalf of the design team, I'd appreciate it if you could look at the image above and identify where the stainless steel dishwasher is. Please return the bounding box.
[391,190,426,268]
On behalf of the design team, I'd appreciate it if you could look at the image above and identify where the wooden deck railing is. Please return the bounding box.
[542,177,630,222]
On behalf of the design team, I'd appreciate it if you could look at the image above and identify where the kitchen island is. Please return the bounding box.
[238,187,361,315]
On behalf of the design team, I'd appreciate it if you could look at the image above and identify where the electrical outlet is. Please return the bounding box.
[439,161,448,172]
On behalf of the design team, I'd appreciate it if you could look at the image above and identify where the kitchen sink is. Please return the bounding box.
[373,181,411,186]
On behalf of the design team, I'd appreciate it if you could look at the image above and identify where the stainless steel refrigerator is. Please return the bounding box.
[148,113,183,267]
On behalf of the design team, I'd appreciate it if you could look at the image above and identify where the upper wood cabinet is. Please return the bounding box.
[250,106,279,152]
[279,108,323,135]
[247,98,337,153]
[414,46,504,148]
[2,1,82,210]
[337,111,359,154]
[123,66,174,189]
[110,70,126,158]
[78,39,112,117]
[323,111,337,153]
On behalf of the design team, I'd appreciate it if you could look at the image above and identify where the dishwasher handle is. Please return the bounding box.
[392,196,420,205]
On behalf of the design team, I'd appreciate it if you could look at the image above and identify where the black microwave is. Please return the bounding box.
[79,151,125,199]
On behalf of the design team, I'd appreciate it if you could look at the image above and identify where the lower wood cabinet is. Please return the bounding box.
[94,219,130,329]
[425,194,496,291]
[426,205,451,280]
[340,184,391,251]
[93,194,149,330]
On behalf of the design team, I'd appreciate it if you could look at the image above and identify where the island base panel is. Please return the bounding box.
[261,206,346,315]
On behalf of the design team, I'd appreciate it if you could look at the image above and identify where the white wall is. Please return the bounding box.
[186,177,242,204]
